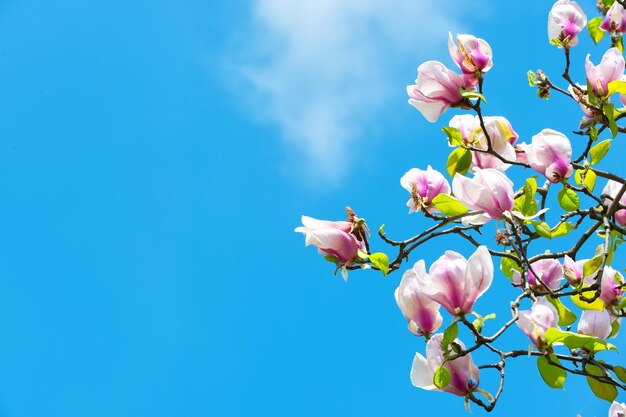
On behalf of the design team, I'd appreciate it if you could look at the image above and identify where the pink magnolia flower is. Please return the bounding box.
[295,216,362,268]
[400,166,450,213]
[395,264,443,337]
[448,114,475,144]
[578,310,612,340]
[610,401,626,417]
[600,266,625,307]
[448,33,493,75]
[413,246,493,316]
[470,116,519,171]
[407,61,474,123]
[526,129,573,183]
[516,297,559,347]
[410,333,480,397]
[452,168,514,224]
[548,0,587,47]
[601,1,626,33]
[585,48,625,97]
[512,254,563,291]
[602,180,626,226]
[563,255,591,286]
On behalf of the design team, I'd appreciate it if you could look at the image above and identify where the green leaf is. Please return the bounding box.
[459,88,486,103]
[442,127,464,147]
[588,80,598,105]
[531,220,552,239]
[614,366,626,383]
[587,17,605,44]
[571,292,606,311]
[537,355,567,389]
[603,0,617,8]
[590,125,599,142]
[514,177,538,216]
[528,70,537,86]
[378,224,385,234]
[618,35,625,53]
[446,148,472,177]
[546,296,577,326]
[604,103,619,138]
[357,249,369,261]
[590,140,612,165]
[500,255,521,280]
[586,364,618,403]
[324,255,339,264]
[433,366,451,389]
[558,187,580,211]
[431,194,469,216]
[608,80,626,96]
[552,222,576,238]
[583,255,603,278]
[442,322,458,351]
[575,169,597,192]
[544,328,617,352]
[369,252,389,276]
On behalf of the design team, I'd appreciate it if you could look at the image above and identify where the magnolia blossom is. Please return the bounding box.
[602,180,626,226]
[601,266,625,307]
[601,1,626,33]
[516,297,559,347]
[407,61,474,123]
[512,254,563,291]
[395,264,443,337]
[563,255,592,285]
[448,33,493,75]
[452,168,514,224]
[578,310,612,340]
[410,333,479,396]
[585,48,625,97]
[400,166,450,213]
[526,129,573,183]
[471,116,519,170]
[610,401,626,417]
[413,246,492,316]
[295,216,362,269]
[547,0,587,47]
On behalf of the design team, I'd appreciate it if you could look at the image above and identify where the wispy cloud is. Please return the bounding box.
[236,0,472,185]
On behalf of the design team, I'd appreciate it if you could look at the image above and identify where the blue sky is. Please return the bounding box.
[0,0,622,416]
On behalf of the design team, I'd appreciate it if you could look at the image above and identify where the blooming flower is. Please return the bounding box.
[525,129,573,183]
[600,266,625,307]
[448,33,493,76]
[512,254,563,291]
[610,401,626,417]
[452,168,514,224]
[294,216,363,272]
[601,1,626,33]
[407,61,475,123]
[410,333,480,396]
[469,116,519,171]
[563,255,591,286]
[585,48,625,97]
[395,264,443,337]
[548,0,587,47]
[516,297,559,347]
[400,166,450,213]
[578,310,612,339]
[602,180,626,226]
[413,246,493,316]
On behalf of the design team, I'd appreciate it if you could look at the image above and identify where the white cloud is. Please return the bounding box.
[237,0,473,185]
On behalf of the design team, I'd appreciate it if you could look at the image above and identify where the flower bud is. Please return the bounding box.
[516,297,559,347]
[452,168,514,224]
[578,310,612,340]
[400,166,450,213]
[512,254,563,291]
[585,48,625,97]
[601,1,626,33]
[395,264,443,337]
[448,33,493,76]
[407,61,475,123]
[410,333,480,396]
[295,216,363,270]
[525,129,573,183]
[414,246,493,316]
[548,0,587,47]
[600,266,625,307]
